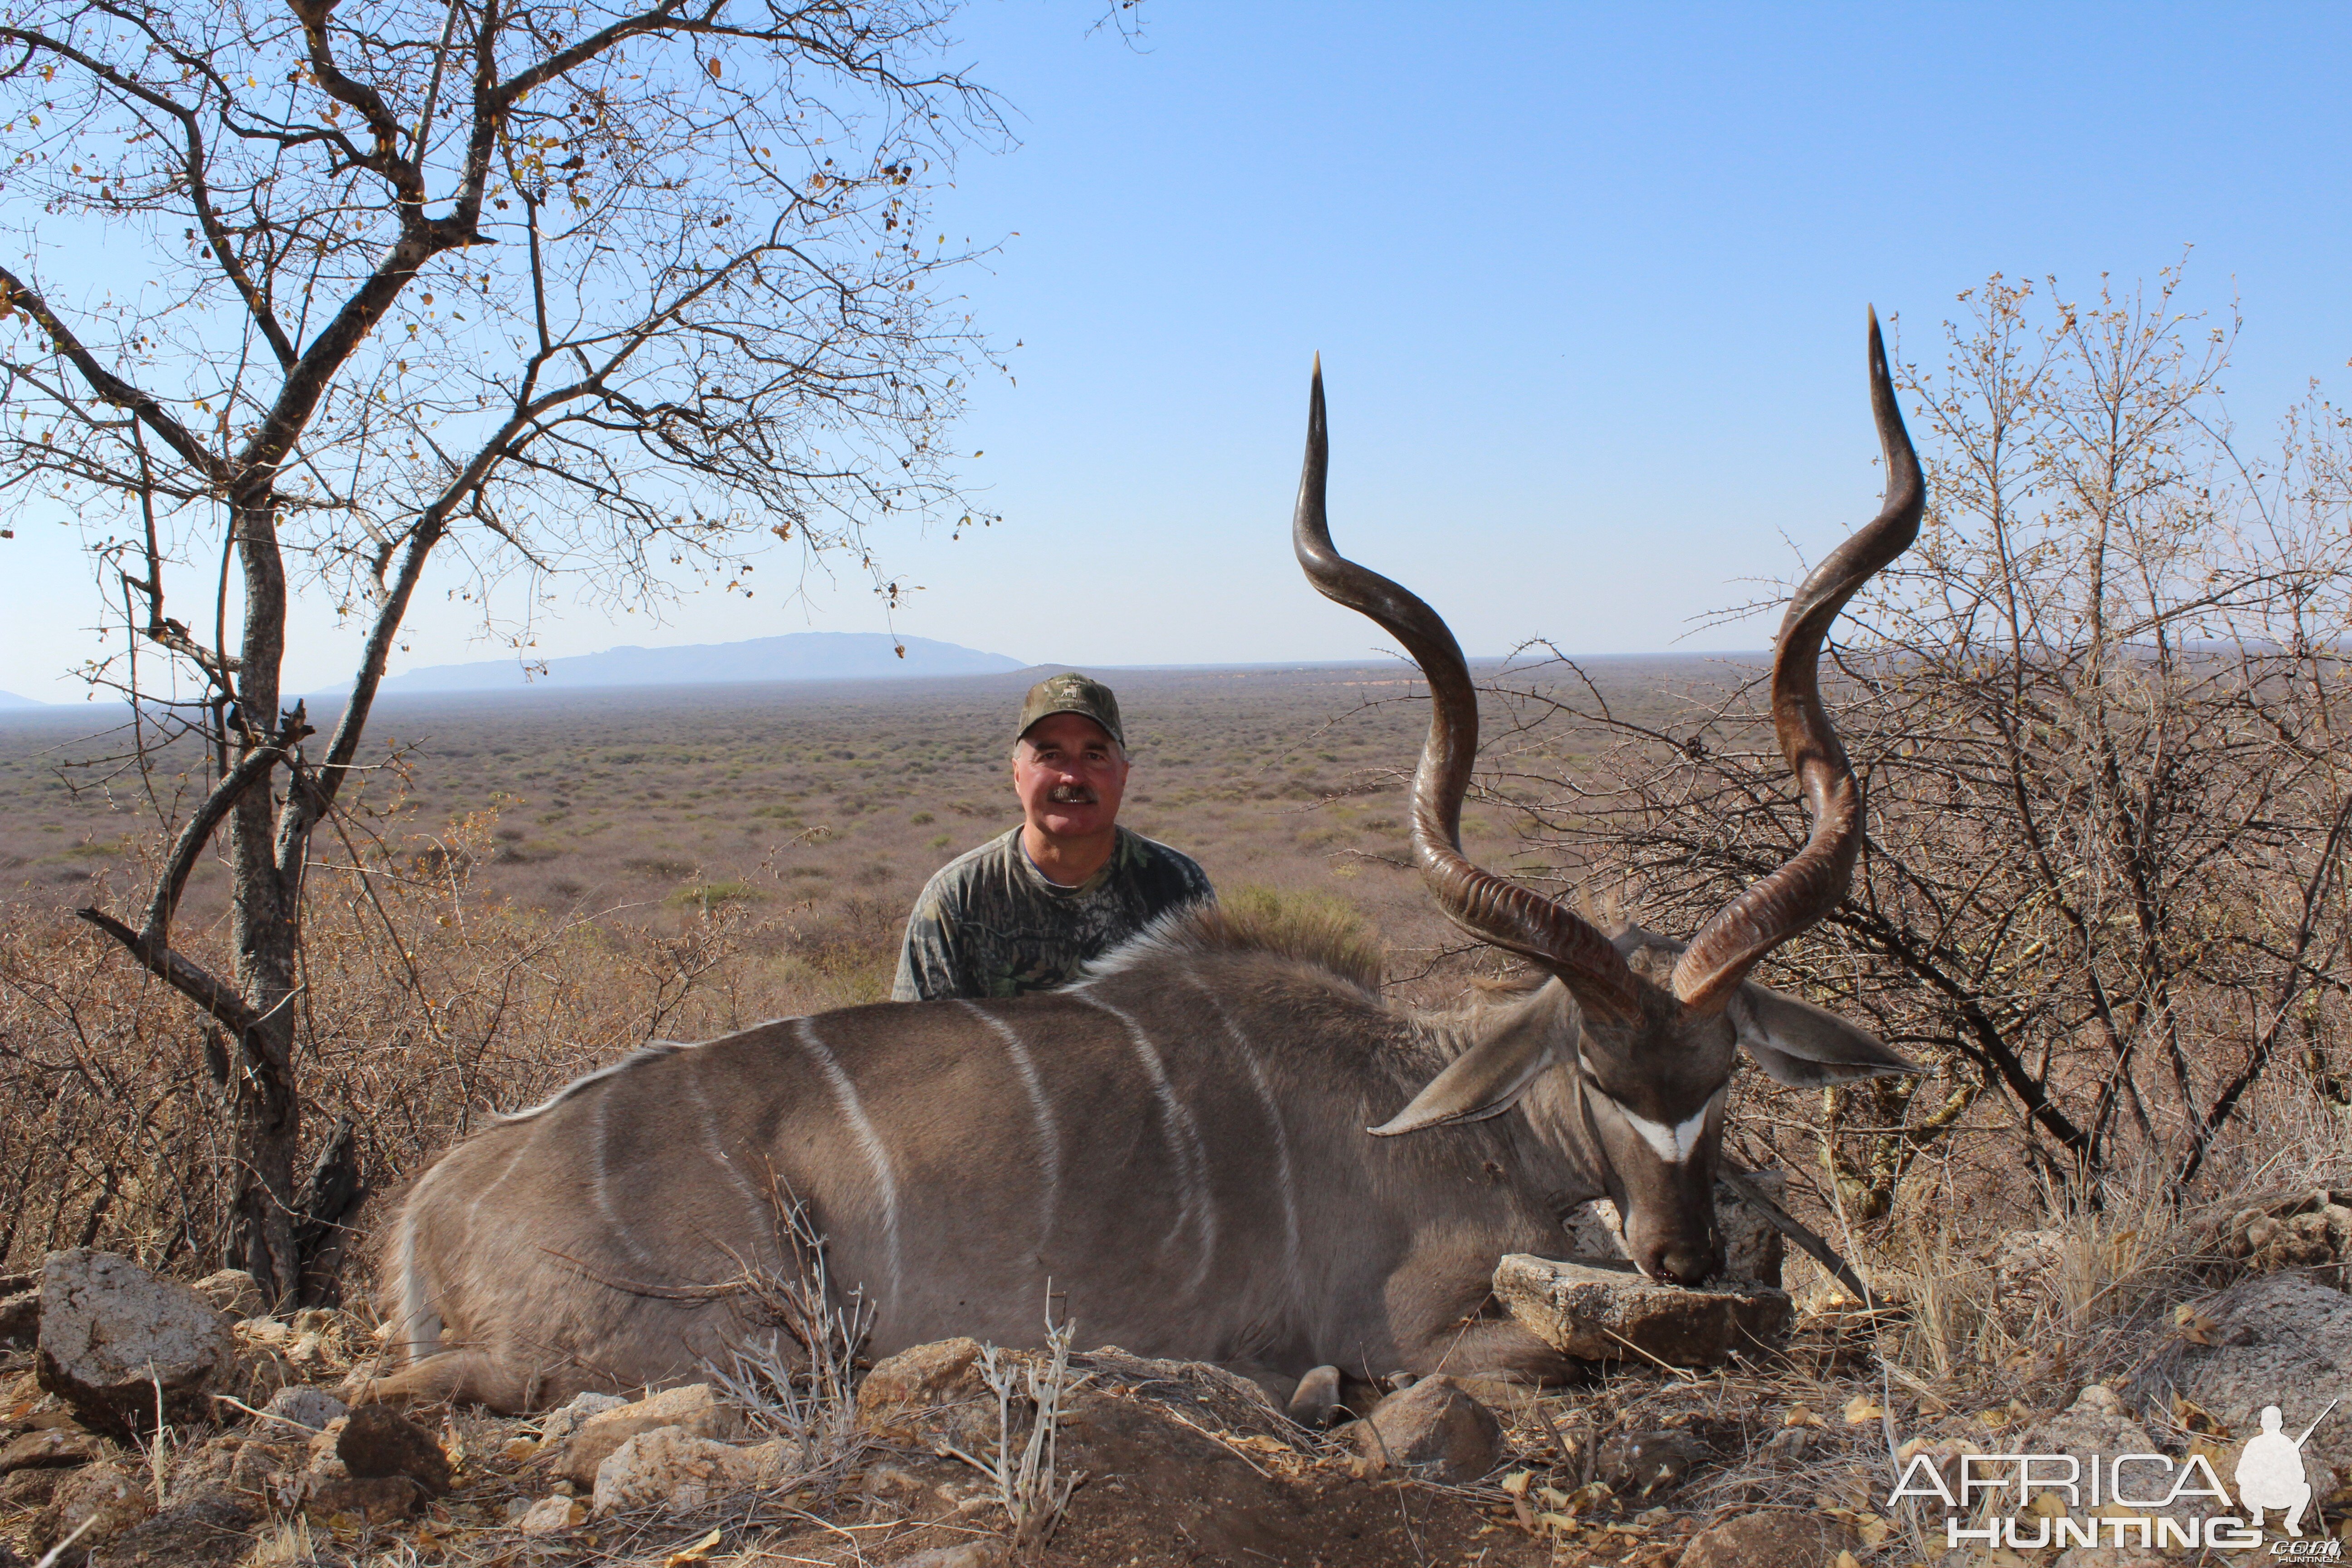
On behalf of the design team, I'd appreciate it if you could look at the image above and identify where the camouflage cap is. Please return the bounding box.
[1017,672,1125,749]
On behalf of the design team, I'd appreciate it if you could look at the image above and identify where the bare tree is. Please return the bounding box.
[1486,270,2352,1215]
[0,0,1004,1302]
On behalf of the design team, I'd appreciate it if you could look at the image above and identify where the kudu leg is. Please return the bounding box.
[1418,1317,1584,1385]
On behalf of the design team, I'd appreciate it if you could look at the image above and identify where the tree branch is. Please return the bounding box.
[0,23,299,368]
[143,743,286,948]
[2174,787,2352,1189]
[74,906,257,1036]
[0,264,227,483]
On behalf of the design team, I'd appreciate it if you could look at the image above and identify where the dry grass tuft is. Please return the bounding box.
[700,1188,874,1494]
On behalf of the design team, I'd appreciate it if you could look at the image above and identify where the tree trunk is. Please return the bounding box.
[225,495,302,1306]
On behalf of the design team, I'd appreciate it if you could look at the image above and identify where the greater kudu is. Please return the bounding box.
[370,316,1921,1412]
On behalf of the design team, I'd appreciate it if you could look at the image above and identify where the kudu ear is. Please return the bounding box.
[1730,983,1919,1087]
[1368,1008,1560,1137]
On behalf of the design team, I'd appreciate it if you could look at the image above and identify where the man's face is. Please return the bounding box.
[1013,712,1129,844]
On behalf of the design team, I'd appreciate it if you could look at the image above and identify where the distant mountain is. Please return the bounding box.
[0,690,47,709]
[370,632,1025,695]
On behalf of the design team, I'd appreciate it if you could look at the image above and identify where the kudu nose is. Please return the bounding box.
[1647,1244,1719,1289]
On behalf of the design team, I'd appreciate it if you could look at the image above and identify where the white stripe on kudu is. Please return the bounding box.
[795,1018,904,1311]
[589,1089,660,1270]
[462,1124,539,1242]
[1073,993,1217,1297]
[685,1052,773,1244]
[1185,969,1306,1316]
[958,1001,1062,1251]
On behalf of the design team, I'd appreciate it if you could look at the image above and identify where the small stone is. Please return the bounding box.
[2072,1383,2122,1416]
[892,1544,1007,1568]
[34,1251,238,1440]
[0,1426,112,1472]
[516,1494,588,1535]
[1350,1377,1503,1484]
[0,1289,37,1345]
[296,1473,422,1524]
[259,1386,347,1435]
[33,1461,152,1558]
[590,1428,757,1515]
[0,1467,62,1509]
[189,1272,267,1323]
[87,1491,256,1568]
[500,1436,539,1462]
[534,1391,626,1450]
[556,1384,739,1486]
[336,1405,451,1494]
[1493,1254,1792,1366]
[1675,1511,1857,1568]
[1595,1430,1710,1499]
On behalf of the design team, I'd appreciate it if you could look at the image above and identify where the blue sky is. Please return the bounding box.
[6,1,2349,699]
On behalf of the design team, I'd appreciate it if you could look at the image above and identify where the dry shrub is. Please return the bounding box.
[944,1316,1089,1552]
[0,807,889,1281]
[1796,1083,2352,1421]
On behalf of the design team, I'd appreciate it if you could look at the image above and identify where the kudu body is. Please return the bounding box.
[372,319,1922,1412]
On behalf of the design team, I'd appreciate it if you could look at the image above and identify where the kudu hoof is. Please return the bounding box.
[1285,1364,1348,1429]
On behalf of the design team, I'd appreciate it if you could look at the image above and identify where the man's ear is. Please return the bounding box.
[1729,983,1919,1088]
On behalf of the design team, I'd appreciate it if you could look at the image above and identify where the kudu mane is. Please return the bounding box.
[1083,898,1386,995]
[1085,900,1577,1115]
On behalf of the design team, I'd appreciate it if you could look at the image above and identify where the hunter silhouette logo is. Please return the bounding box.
[1888,1395,2340,1554]
[2237,1401,2335,1538]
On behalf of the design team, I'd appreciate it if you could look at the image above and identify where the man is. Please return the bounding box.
[892,673,1213,1000]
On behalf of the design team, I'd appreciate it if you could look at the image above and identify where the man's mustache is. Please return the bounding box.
[1046,785,1098,804]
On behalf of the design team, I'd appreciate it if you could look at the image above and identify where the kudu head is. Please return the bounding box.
[1294,313,1923,1286]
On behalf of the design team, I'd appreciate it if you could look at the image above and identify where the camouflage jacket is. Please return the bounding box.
[890,826,1214,1001]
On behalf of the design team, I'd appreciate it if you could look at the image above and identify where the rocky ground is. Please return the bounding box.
[4,1189,2351,1568]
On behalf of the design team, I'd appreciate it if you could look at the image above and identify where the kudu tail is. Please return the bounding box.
[353,1200,547,1412]
[364,1170,455,1391]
